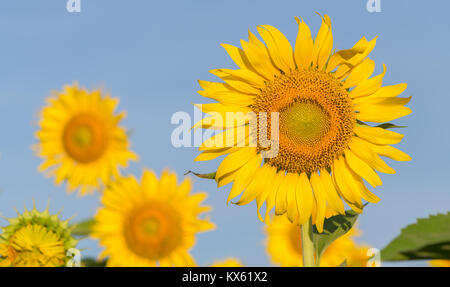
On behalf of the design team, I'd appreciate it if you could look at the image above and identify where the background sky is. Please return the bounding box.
[0,0,448,267]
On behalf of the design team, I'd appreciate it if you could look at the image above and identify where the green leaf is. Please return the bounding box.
[312,209,360,261]
[381,212,450,261]
[71,218,95,236]
[184,170,216,180]
[82,258,107,267]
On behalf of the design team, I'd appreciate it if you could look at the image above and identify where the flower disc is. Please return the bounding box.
[253,69,355,174]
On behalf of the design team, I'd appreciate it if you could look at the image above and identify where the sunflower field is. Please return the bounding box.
[0,0,448,270]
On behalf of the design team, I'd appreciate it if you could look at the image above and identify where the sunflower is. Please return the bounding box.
[92,169,215,267]
[266,214,370,267]
[194,14,411,232]
[210,258,244,267]
[34,83,138,195]
[0,204,78,267]
[429,260,450,267]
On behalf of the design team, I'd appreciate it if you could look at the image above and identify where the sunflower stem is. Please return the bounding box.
[301,218,315,267]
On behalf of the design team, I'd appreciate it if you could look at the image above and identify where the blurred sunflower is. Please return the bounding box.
[266,214,370,267]
[0,205,78,267]
[194,14,411,232]
[210,258,243,267]
[429,260,450,267]
[34,83,138,196]
[92,169,215,267]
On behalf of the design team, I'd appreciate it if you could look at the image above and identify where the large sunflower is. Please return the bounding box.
[34,84,138,195]
[92,169,215,267]
[194,14,411,232]
[266,214,370,267]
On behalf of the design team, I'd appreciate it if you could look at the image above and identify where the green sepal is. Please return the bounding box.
[184,170,216,180]
[356,120,406,129]
[71,218,95,236]
[312,209,360,262]
[376,123,407,129]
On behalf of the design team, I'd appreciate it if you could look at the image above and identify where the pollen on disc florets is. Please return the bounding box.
[252,68,355,174]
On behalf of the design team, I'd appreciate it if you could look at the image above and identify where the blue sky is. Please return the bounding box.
[0,0,449,267]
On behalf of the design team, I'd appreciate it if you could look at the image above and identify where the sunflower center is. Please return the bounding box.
[253,69,355,174]
[62,113,108,163]
[280,100,331,148]
[141,216,160,236]
[123,201,183,261]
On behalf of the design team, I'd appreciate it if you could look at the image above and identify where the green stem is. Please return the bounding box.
[301,218,315,267]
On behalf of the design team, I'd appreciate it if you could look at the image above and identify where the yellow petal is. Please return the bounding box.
[354,125,404,145]
[353,83,407,103]
[141,170,158,193]
[313,14,333,70]
[310,172,326,233]
[241,33,278,80]
[332,157,363,207]
[235,164,271,205]
[209,68,266,89]
[257,169,284,220]
[227,153,262,204]
[294,17,313,69]
[194,103,251,117]
[354,95,411,106]
[198,90,254,108]
[275,172,289,216]
[216,147,256,181]
[199,128,248,150]
[343,58,375,88]
[335,36,377,79]
[211,77,260,95]
[194,147,237,162]
[357,180,380,204]
[341,161,380,204]
[257,25,295,72]
[355,95,412,122]
[326,46,366,73]
[349,64,386,98]
[198,80,231,93]
[286,173,299,222]
[320,170,345,215]
[363,142,411,162]
[221,43,253,71]
[296,172,313,225]
[217,170,237,188]
[349,137,396,174]
[356,105,412,123]
[345,149,382,187]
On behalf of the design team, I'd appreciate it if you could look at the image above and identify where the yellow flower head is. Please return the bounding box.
[266,214,370,267]
[0,205,78,267]
[92,169,215,267]
[34,83,138,196]
[210,258,244,267]
[194,14,411,231]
